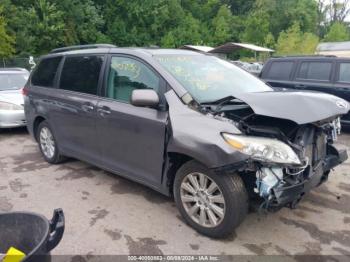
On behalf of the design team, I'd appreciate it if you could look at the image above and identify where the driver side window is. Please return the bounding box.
[107,56,160,103]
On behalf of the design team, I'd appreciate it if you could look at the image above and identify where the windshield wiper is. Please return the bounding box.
[201,96,242,114]
[201,96,236,105]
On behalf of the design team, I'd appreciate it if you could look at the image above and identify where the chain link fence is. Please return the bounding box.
[0,57,38,71]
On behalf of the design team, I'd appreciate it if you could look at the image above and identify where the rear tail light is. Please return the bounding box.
[22,87,29,96]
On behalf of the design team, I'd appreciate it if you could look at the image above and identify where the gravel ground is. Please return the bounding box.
[0,128,349,260]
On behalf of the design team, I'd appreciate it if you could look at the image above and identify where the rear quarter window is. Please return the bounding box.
[297,61,332,81]
[31,56,62,87]
[264,61,294,80]
[338,62,350,82]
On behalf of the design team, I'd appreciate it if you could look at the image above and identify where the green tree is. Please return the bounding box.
[104,0,186,46]
[56,0,108,45]
[324,22,349,42]
[249,0,318,39]
[181,0,221,21]
[276,23,319,55]
[160,13,202,47]
[28,0,65,54]
[241,13,270,45]
[0,6,14,57]
[300,32,320,53]
[288,0,318,34]
[0,0,330,58]
[2,0,66,55]
[223,0,255,15]
[211,5,232,45]
[264,32,276,49]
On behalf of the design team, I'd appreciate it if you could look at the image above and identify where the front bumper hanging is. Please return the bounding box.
[265,145,347,208]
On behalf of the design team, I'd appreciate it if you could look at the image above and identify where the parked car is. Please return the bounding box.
[231,61,263,76]
[24,45,348,238]
[260,56,350,126]
[0,68,29,128]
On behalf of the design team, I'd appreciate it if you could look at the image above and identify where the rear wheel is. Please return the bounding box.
[36,121,65,164]
[174,160,248,238]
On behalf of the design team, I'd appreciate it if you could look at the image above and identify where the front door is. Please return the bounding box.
[96,55,168,187]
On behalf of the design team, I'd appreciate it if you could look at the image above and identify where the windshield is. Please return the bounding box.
[155,54,272,103]
[0,73,29,91]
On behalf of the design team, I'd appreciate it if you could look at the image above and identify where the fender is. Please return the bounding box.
[165,90,249,168]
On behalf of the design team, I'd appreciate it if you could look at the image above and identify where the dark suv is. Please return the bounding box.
[24,45,348,238]
[260,56,350,125]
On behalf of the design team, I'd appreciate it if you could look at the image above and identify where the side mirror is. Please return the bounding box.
[131,89,160,107]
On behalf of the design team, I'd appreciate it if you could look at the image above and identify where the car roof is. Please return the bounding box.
[267,56,350,62]
[0,68,29,74]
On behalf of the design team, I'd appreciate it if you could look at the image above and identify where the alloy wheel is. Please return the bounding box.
[39,127,55,159]
[180,172,226,228]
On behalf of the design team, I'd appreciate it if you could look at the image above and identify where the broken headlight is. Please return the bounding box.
[222,133,301,165]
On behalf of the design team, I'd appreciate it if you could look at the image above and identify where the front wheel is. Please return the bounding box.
[174,160,248,238]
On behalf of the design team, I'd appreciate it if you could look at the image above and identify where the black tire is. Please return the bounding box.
[174,160,248,238]
[36,120,65,164]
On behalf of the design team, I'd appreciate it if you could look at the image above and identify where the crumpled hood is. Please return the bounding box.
[234,90,349,124]
[0,90,24,106]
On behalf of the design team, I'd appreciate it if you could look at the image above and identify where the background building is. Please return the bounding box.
[316,41,350,57]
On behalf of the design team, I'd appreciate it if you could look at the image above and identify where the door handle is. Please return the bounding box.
[295,84,306,89]
[81,104,94,112]
[98,107,111,116]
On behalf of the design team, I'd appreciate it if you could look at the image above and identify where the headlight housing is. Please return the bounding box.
[222,133,301,165]
[0,101,23,111]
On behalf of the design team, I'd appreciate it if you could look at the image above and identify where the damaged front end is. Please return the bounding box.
[195,92,349,211]
[165,89,348,212]
[214,107,348,211]
[250,120,347,211]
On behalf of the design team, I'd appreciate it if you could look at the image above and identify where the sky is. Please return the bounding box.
[321,0,350,21]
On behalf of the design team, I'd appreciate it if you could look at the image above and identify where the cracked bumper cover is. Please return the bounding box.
[213,145,348,208]
[272,145,347,206]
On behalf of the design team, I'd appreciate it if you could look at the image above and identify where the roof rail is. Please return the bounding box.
[272,55,337,58]
[50,44,116,54]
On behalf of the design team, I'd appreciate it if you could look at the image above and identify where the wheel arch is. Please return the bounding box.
[164,151,208,196]
[33,115,46,141]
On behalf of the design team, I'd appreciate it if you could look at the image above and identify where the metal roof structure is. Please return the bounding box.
[316,41,350,57]
[209,42,274,54]
[317,41,350,52]
[179,45,214,53]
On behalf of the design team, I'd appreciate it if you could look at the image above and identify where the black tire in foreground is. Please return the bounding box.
[174,160,248,238]
[36,120,65,164]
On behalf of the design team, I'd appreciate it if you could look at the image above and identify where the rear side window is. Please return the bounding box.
[338,63,350,82]
[31,57,62,87]
[265,61,294,80]
[59,55,104,95]
[297,62,332,81]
